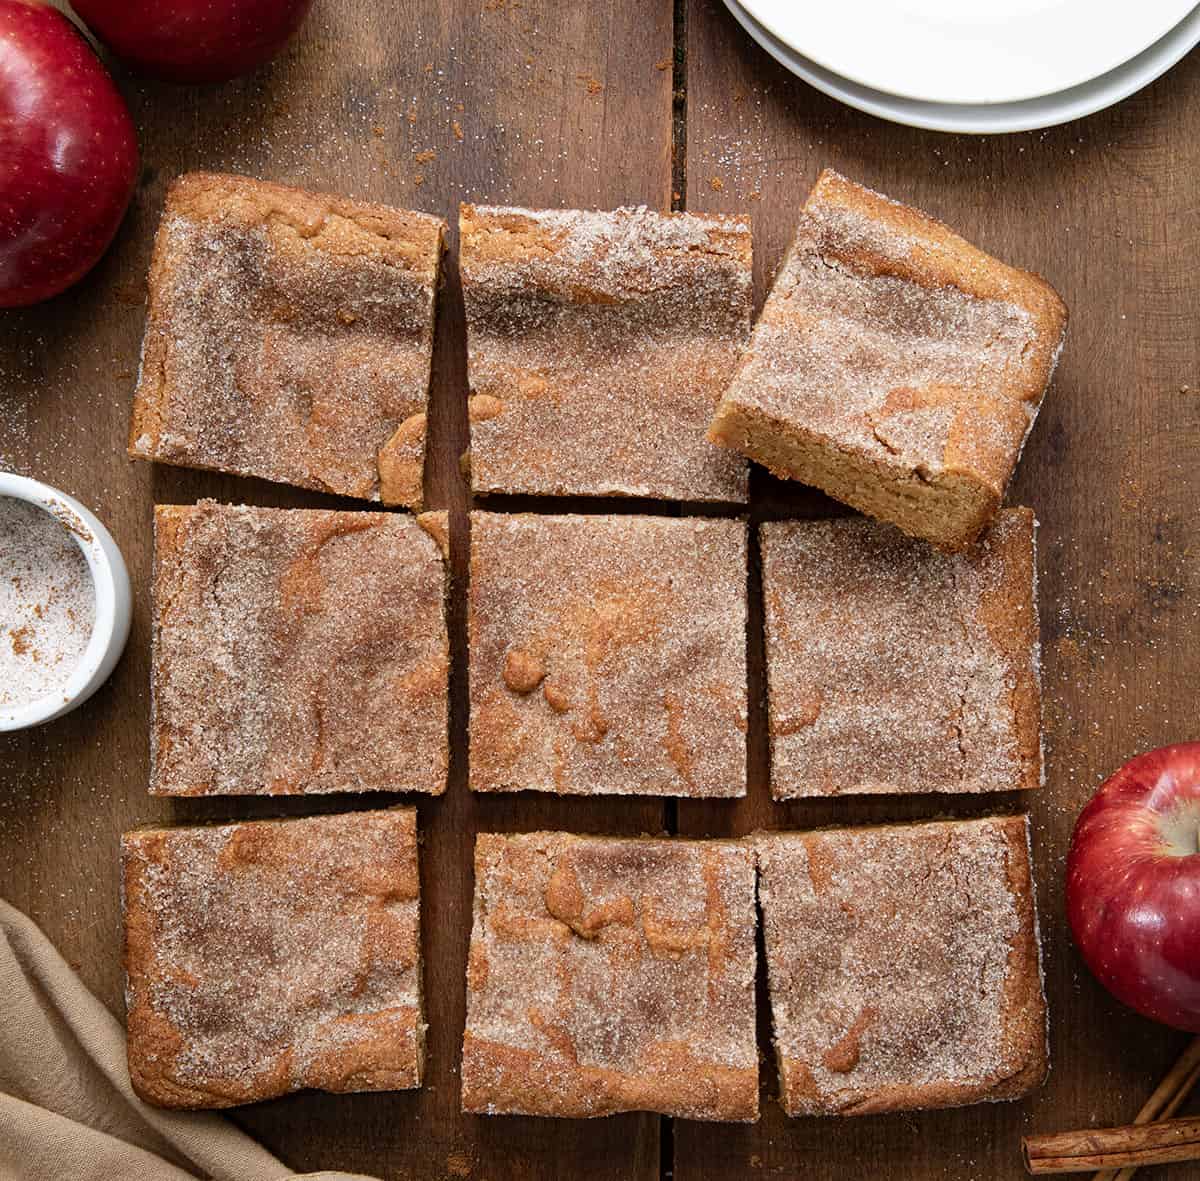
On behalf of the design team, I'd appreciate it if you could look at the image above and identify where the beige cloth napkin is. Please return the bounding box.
[0,898,379,1181]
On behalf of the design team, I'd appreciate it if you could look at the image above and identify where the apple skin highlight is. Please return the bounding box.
[1068,742,1200,1032]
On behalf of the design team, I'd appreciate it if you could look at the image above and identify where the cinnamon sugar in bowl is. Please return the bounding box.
[0,474,131,731]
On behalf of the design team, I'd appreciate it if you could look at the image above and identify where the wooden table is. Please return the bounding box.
[3,1,1200,1177]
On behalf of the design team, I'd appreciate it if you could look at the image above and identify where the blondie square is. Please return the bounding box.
[123,808,424,1109]
[709,170,1067,549]
[129,172,444,507]
[460,204,752,502]
[461,832,758,1120]
[469,511,748,797]
[761,507,1041,798]
[152,501,448,795]
[757,814,1047,1117]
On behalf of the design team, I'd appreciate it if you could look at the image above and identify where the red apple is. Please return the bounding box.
[1067,742,1200,1032]
[70,0,314,84]
[0,0,138,307]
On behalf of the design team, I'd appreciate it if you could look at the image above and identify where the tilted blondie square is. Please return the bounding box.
[469,511,748,797]
[129,172,444,507]
[123,808,424,1109]
[757,815,1047,1117]
[761,506,1041,798]
[709,170,1067,550]
[460,204,752,502]
[462,832,759,1120]
[152,501,448,795]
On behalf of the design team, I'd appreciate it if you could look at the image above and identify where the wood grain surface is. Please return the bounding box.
[674,2,1200,1179]
[1,0,1199,1177]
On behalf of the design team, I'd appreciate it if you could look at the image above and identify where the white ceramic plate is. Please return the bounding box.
[723,0,1200,134]
[738,0,1197,104]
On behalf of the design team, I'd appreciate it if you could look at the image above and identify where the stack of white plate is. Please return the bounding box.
[724,0,1200,133]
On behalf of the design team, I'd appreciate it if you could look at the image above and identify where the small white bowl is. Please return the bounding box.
[0,473,132,732]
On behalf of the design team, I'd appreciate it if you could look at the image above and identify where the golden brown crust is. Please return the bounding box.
[416,509,451,560]
[461,832,758,1121]
[378,412,428,509]
[709,170,1067,550]
[760,506,1042,798]
[807,170,1067,397]
[161,172,444,275]
[756,815,1046,1118]
[992,813,1051,1102]
[129,171,445,505]
[459,203,752,502]
[151,500,448,795]
[468,512,748,798]
[976,507,1044,789]
[123,809,424,1110]
[462,1034,756,1122]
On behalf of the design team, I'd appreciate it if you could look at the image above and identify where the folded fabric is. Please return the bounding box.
[0,897,378,1181]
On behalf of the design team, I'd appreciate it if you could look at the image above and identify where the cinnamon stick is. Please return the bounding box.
[1098,1035,1200,1181]
[1024,1116,1200,1174]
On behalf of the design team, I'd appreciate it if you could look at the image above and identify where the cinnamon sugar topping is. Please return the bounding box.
[761,508,1042,797]
[462,832,758,1120]
[122,808,423,1109]
[731,203,1038,478]
[469,512,748,797]
[460,204,752,501]
[0,496,95,709]
[757,815,1047,1117]
[129,172,444,505]
[709,170,1067,549]
[151,500,448,796]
